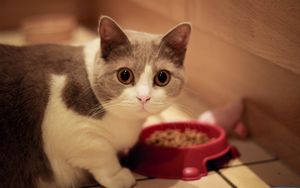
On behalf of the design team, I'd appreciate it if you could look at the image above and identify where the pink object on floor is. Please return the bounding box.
[198,98,248,139]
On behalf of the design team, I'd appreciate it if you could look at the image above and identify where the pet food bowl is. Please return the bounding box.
[124,121,239,180]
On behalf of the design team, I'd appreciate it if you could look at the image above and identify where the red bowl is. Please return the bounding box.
[125,121,239,180]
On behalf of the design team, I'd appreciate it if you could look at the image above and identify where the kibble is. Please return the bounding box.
[146,128,212,148]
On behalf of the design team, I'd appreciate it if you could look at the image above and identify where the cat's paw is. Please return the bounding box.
[101,168,136,188]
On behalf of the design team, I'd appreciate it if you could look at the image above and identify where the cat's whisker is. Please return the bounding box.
[88,106,104,118]
[87,101,122,118]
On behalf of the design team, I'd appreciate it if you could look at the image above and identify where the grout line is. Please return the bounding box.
[216,171,237,188]
[137,177,156,182]
[81,184,103,188]
[221,157,279,169]
[271,185,300,188]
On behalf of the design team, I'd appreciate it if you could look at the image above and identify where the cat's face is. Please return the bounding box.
[93,16,191,119]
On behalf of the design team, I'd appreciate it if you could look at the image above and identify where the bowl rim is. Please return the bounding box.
[139,120,227,151]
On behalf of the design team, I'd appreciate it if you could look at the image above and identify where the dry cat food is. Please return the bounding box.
[146,128,212,148]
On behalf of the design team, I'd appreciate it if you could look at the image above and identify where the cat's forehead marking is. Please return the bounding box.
[106,29,185,76]
[135,64,153,97]
[126,30,186,67]
[126,30,161,65]
[105,37,160,78]
[130,42,159,73]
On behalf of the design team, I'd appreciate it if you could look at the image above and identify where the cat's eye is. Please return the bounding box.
[117,67,134,85]
[154,70,171,87]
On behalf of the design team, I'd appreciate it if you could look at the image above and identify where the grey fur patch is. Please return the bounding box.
[63,78,104,118]
[158,43,187,67]
[0,43,104,188]
[0,44,54,188]
[152,59,185,97]
[94,67,126,102]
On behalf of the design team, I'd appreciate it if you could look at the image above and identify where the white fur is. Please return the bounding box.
[83,39,99,86]
[42,74,142,187]
[135,64,153,98]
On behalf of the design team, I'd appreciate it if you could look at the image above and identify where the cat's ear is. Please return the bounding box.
[162,23,191,50]
[161,23,191,65]
[98,16,129,59]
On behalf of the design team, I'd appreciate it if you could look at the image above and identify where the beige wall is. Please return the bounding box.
[0,0,99,29]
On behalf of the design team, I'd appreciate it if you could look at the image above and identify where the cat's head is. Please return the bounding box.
[92,16,191,120]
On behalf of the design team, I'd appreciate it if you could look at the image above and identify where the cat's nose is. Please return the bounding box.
[136,96,151,104]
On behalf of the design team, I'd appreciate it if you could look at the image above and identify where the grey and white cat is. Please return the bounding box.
[0,16,191,188]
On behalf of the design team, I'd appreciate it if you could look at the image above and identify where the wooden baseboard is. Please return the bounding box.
[246,102,300,174]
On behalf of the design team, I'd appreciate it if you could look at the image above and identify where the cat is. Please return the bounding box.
[0,16,191,188]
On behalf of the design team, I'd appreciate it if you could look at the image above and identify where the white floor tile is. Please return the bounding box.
[135,171,231,188]
[220,165,269,188]
[245,161,300,186]
[227,139,275,166]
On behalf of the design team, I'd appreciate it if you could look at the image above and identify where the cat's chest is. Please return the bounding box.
[100,116,143,150]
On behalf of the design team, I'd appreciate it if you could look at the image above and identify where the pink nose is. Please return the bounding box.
[137,96,151,104]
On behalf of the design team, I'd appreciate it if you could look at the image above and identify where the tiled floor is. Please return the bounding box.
[135,172,232,188]
[1,27,299,188]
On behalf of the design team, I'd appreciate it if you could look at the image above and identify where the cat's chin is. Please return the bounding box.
[124,109,157,117]
[129,109,153,119]
[136,109,166,119]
